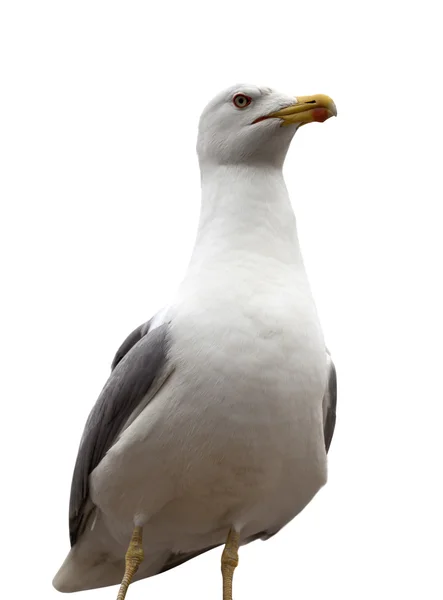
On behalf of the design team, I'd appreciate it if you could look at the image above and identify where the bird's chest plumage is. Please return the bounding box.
[166,266,328,508]
[172,264,326,398]
[93,265,328,541]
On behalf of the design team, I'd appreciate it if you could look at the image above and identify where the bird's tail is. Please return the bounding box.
[53,546,124,593]
[52,510,171,593]
[52,514,125,593]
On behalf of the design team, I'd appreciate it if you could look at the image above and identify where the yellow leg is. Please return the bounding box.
[116,526,144,600]
[221,528,240,600]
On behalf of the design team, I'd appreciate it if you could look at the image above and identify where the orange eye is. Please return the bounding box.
[233,93,252,109]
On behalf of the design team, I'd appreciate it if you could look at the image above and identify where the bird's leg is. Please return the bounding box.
[116,526,144,600]
[221,528,240,600]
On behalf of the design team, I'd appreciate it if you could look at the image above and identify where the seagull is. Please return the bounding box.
[53,84,338,600]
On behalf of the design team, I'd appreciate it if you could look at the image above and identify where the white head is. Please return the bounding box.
[197,84,336,169]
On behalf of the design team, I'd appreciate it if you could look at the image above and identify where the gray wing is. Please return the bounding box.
[323,350,337,453]
[69,320,169,546]
[110,319,152,370]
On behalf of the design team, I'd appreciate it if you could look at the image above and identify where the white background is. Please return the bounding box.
[1,1,442,599]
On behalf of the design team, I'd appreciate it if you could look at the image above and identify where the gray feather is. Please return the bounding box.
[157,545,220,575]
[323,354,337,453]
[69,323,169,546]
[156,530,273,575]
[111,319,152,370]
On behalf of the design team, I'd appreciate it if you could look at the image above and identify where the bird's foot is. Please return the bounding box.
[116,526,144,600]
[221,528,240,600]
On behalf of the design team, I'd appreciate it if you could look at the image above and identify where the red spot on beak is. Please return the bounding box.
[312,108,330,123]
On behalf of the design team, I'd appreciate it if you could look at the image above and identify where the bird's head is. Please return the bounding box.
[197,84,336,169]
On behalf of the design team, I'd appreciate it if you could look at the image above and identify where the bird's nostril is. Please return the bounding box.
[305,100,316,104]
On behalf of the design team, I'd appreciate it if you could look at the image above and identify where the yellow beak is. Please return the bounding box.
[255,94,337,126]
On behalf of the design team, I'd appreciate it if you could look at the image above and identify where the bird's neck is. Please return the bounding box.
[188,164,303,270]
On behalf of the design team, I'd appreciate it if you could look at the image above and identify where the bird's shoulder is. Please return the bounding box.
[111,319,153,369]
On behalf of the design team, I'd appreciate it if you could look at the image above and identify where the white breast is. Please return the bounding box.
[159,258,328,535]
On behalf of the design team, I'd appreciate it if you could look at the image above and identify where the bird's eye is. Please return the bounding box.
[233,94,252,109]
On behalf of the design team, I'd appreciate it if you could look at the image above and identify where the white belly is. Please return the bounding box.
[91,266,328,549]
